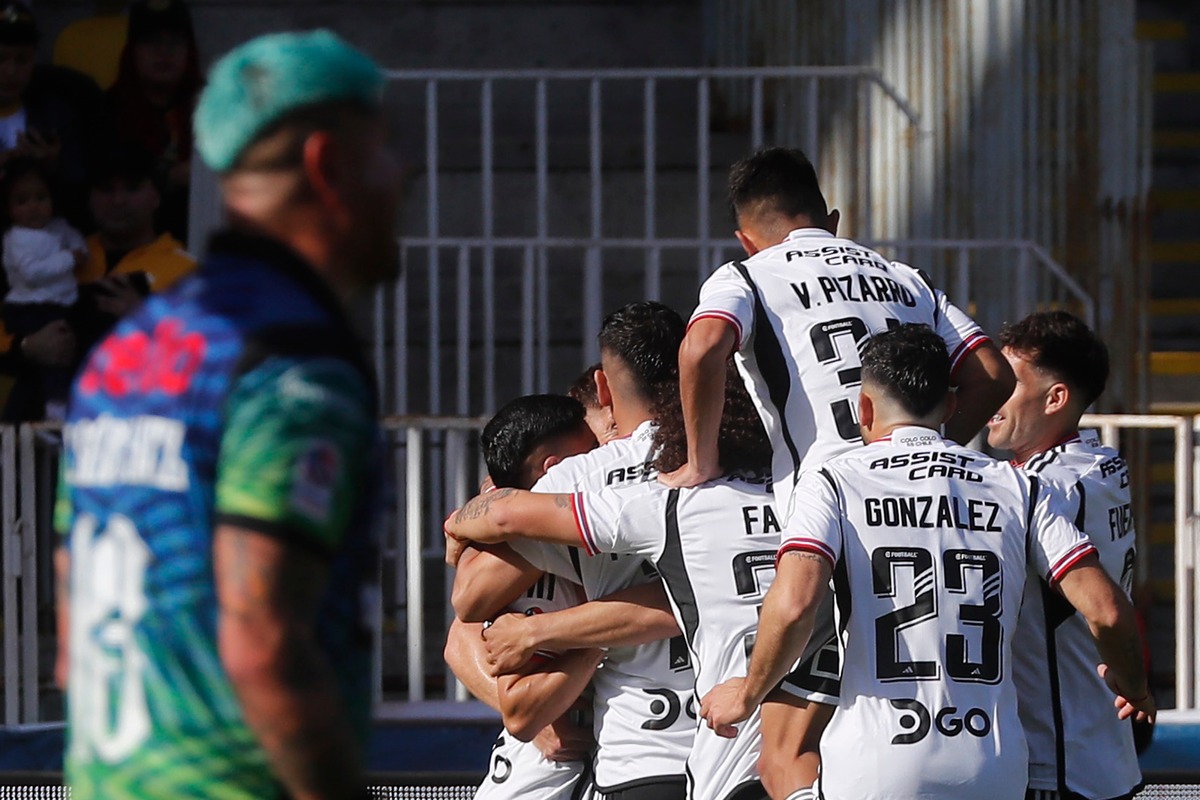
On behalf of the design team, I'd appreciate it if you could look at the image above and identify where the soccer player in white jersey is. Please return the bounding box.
[444,394,602,800]
[447,362,786,800]
[700,324,1153,800]
[663,147,1015,800]
[451,303,696,800]
[987,312,1145,800]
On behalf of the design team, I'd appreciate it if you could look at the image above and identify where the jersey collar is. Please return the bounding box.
[784,227,835,242]
[1011,430,1084,467]
[871,425,947,448]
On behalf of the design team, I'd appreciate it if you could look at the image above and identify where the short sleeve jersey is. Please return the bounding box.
[509,421,696,792]
[55,231,383,800]
[690,228,987,520]
[474,575,592,800]
[576,475,778,800]
[779,426,1093,800]
[1013,431,1142,797]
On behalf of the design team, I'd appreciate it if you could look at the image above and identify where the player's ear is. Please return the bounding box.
[542,454,562,475]
[734,229,759,257]
[1045,382,1070,415]
[858,390,875,435]
[302,130,341,213]
[825,209,840,236]
[595,368,613,409]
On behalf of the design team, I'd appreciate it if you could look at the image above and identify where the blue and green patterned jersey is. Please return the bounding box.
[55,231,383,799]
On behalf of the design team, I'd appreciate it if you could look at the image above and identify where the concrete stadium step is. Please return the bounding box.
[1155,129,1200,151]
[1153,188,1200,210]
[1137,19,1188,41]
[1149,299,1200,350]
[1151,240,1200,263]
[1149,352,1200,405]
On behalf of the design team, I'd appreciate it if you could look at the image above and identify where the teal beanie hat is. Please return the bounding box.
[194,30,385,173]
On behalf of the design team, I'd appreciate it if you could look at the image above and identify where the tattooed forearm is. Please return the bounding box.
[553,494,571,509]
[454,488,518,523]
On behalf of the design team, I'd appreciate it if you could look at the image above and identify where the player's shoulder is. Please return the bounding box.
[535,421,657,492]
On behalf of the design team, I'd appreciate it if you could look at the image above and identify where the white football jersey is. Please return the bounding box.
[475,575,592,800]
[510,421,696,793]
[1013,430,1142,798]
[779,426,1094,800]
[575,474,779,800]
[690,228,987,521]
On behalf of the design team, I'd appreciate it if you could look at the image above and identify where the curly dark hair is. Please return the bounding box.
[566,363,601,409]
[999,311,1108,408]
[860,324,950,418]
[652,360,771,477]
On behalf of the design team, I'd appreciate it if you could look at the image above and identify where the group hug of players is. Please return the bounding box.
[441,147,1154,800]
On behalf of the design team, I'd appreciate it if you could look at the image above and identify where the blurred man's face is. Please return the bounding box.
[90,178,160,241]
[0,44,35,106]
[335,115,402,286]
[133,30,189,90]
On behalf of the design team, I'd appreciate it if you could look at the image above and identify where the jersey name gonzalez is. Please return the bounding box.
[509,421,695,792]
[1013,431,1142,797]
[778,427,1093,800]
[689,228,987,521]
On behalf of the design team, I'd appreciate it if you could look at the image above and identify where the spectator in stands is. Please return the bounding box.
[0,1,107,228]
[53,0,129,90]
[73,144,195,356]
[107,0,200,241]
[0,157,86,418]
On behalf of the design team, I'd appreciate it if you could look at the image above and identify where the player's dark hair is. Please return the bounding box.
[653,360,771,477]
[728,147,828,226]
[481,394,588,489]
[861,324,950,418]
[566,363,601,409]
[597,302,685,402]
[999,311,1108,408]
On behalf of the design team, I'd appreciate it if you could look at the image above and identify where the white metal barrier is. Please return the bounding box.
[375,237,1094,417]
[3,413,1195,724]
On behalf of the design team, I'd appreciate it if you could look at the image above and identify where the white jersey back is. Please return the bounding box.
[510,421,696,792]
[475,576,592,800]
[576,475,780,800]
[779,427,1094,800]
[1013,430,1141,798]
[690,229,987,519]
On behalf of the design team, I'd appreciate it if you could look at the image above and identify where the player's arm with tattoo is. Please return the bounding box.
[446,489,578,545]
[215,525,364,800]
[701,550,831,737]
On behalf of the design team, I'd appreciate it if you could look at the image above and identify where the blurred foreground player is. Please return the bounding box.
[701,325,1151,800]
[55,31,401,800]
[988,311,1146,800]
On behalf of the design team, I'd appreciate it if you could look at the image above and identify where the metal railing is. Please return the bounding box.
[3,412,1198,724]
[375,237,1093,416]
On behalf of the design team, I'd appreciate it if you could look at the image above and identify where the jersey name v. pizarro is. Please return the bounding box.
[574,473,778,800]
[779,427,1094,800]
[509,421,696,793]
[1013,430,1142,798]
[689,229,987,522]
[474,575,593,800]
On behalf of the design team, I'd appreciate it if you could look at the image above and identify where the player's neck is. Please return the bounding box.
[610,401,653,438]
[1014,426,1080,465]
[867,420,940,444]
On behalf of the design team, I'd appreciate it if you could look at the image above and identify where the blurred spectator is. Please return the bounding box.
[0,157,86,418]
[0,1,107,227]
[73,144,194,355]
[53,1,128,90]
[107,0,200,242]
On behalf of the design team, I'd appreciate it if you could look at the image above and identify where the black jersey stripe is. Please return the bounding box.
[1024,475,1040,568]
[1042,578,1069,794]
[731,260,804,483]
[657,488,700,646]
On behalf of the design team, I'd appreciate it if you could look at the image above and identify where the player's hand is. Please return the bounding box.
[481,611,538,675]
[532,711,594,762]
[1099,663,1156,723]
[444,528,469,568]
[658,460,724,489]
[700,677,752,738]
